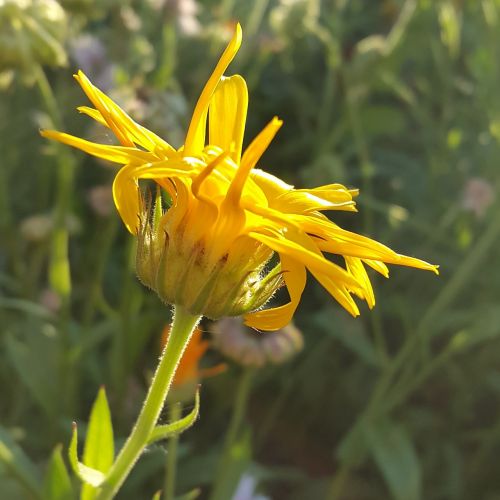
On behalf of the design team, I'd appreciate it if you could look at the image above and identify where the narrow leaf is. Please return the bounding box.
[5,331,59,418]
[0,426,42,499]
[175,488,202,500]
[364,418,421,500]
[148,389,200,444]
[42,445,73,500]
[83,387,114,472]
[81,387,114,500]
[68,423,105,488]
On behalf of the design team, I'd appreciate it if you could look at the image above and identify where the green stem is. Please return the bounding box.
[328,464,351,500]
[33,64,76,415]
[33,64,74,303]
[164,403,182,500]
[225,368,254,447]
[209,368,254,500]
[245,0,270,39]
[345,88,373,233]
[97,307,201,500]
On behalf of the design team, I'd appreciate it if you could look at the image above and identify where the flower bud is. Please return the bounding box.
[211,317,304,367]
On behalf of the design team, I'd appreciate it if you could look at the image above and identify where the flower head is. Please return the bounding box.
[41,24,438,331]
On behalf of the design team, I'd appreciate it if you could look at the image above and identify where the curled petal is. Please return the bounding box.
[184,23,242,155]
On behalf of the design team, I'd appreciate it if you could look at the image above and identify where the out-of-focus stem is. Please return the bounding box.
[164,403,182,500]
[34,64,74,305]
[34,64,76,415]
[209,368,254,500]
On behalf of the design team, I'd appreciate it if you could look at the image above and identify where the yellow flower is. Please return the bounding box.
[41,24,438,331]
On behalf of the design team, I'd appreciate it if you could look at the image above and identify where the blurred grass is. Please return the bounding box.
[1,0,500,499]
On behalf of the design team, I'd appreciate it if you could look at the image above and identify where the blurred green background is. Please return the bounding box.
[1,0,500,499]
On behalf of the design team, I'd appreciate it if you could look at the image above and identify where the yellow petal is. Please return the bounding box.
[74,71,134,147]
[231,117,283,205]
[75,74,175,156]
[190,153,230,230]
[345,256,375,309]
[112,164,141,234]
[112,162,197,233]
[184,24,242,155]
[244,254,306,331]
[209,75,248,163]
[273,190,356,213]
[391,254,439,274]
[298,184,359,200]
[311,271,360,317]
[40,129,154,164]
[299,217,400,259]
[247,231,363,293]
[77,106,108,127]
[299,216,438,273]
[77,106,175,157]
[363,259,389,278]
[250,168,293,199]
[241,116,283,171]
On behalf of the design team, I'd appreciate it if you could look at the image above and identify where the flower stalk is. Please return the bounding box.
[209,367,254,500]
[96,307,201,500]
[164,403,182,500]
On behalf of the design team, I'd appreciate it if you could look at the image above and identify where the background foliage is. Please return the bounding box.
[1,0,500,498]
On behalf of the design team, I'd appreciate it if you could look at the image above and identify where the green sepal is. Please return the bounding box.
[42,444,74,500]
[152,186,163,232]
[245,262,284,311]
[68,423,106,488]
[147,388,200,444]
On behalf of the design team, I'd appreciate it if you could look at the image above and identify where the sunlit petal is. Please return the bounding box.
[209,75,248,164]
[184,23,242,155]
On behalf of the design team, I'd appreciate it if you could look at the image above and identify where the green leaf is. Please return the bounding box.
[148,389,200,444]
[314,311,379,367]
[0,426,42,499]
[336,421,368,467]
[42,445,74,500]
[5,328,60,418]
[83,387,114,473]
[151,491,161,500]
[68,423,105,489]
[363,418,421,500]
[0,297,53,319]
[175,488,201,500]
[81,387,114,500]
